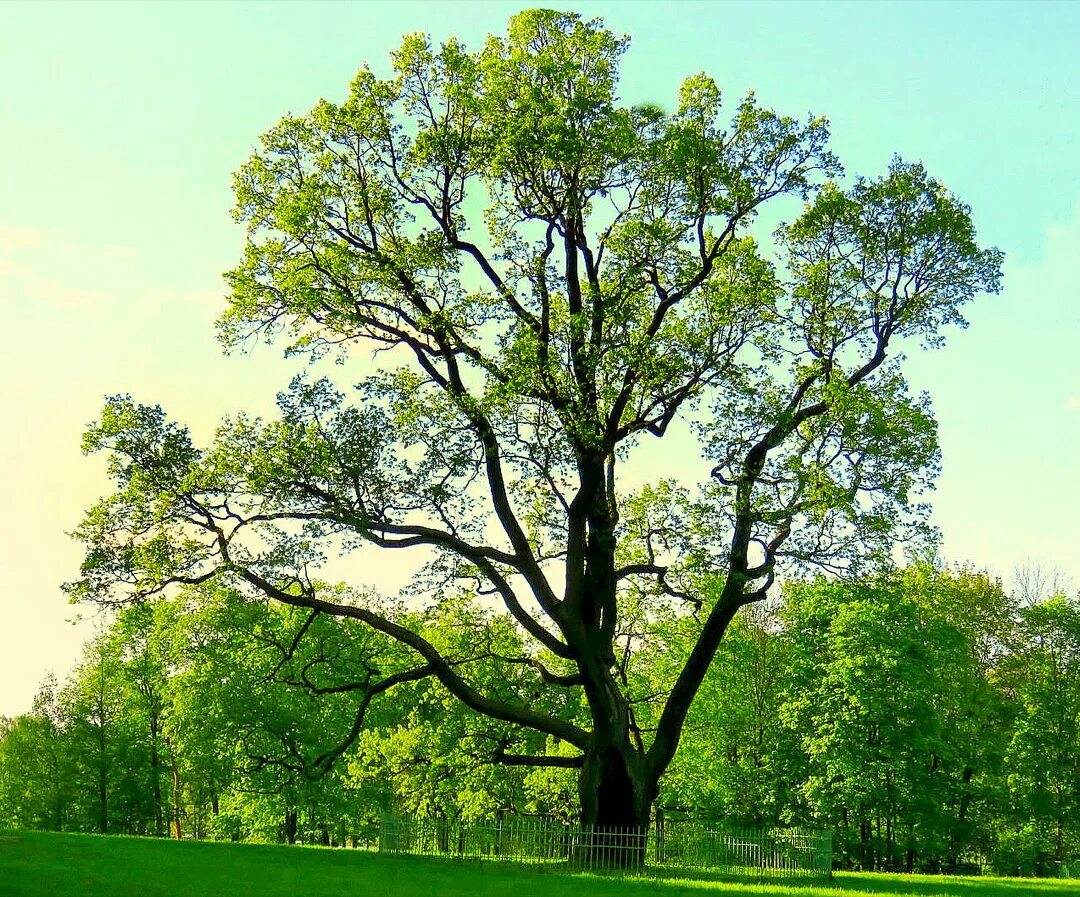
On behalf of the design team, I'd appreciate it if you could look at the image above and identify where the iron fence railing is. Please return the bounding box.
[378,815,832,877]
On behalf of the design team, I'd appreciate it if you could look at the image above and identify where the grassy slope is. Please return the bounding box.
[0,831,1076,897]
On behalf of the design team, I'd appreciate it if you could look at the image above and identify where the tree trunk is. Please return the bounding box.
[576,741,656,869]
[171,764,183,840]
[97,755,109,835]
[95,705,109,834]
[946,766,973,872]
[885,813,893,870]
[283,808,298,845]
[150,712,164,837]
[579,746,654,829]
[564,463,658,868]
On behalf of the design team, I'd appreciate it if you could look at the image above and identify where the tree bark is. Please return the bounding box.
[576,742,655,868]
[946,766,973,872]
[150,709,164,837]
[96,751,108,835]
[563,453,660,864]
[578,745,655,829]
[171,764,182,840]
[574,666,657,868]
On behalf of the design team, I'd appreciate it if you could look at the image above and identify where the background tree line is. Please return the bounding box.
[1,563,1076,875]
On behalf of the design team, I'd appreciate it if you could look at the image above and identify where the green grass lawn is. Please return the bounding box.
[0,831,1075,897]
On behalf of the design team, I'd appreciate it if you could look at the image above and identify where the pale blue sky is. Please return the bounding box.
[1,1,1077,715]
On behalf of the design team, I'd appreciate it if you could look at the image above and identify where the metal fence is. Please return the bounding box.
[379,815,832,877]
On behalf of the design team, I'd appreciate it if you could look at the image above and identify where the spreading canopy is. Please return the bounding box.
[69,9,1002,828]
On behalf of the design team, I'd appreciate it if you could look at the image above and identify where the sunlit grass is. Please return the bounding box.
[0,831,1074,897]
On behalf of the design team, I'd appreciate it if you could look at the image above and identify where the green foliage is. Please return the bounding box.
[995,597,1080,872]
[641,607,793,825]
[63,8,1003,835]
[0,683,75,831]
[779,566,1015,870]
[4,563,1080,876]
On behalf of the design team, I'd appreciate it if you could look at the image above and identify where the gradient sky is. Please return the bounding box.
[1,0,1078,716]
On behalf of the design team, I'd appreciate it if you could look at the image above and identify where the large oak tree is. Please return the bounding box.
[69,9,1002,833]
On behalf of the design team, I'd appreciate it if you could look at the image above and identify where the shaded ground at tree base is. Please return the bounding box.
[0,831,1075,897]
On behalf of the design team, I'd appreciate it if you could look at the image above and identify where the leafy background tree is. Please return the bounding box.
[0,678,76,832]
[997,597,1080,874]
[3,562,1078,875]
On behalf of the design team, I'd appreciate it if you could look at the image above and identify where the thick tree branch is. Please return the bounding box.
[218,550,589,749]
[492,750,583,769]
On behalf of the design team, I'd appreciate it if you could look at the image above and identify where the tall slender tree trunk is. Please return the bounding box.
[96,723,108,834]
[150,711,164,837]
[946,766,974,872]
[841,808,850,869]
[97,765,108,834]
[92,651,111,834]
[885,814,893,870]
[171,763,183,840]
